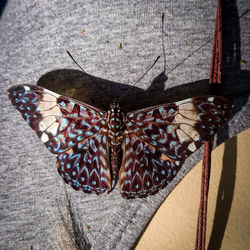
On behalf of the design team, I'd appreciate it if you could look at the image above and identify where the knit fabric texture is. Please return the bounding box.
[1,0,249,249]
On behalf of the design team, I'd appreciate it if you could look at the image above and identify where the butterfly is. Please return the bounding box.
[8,84,232,199]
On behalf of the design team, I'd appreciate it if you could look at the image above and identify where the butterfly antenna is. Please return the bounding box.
[66,51,112,100]
[118,55,160,102]
[161,13,167,72]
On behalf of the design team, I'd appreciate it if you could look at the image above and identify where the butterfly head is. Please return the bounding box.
[110,101,121,114]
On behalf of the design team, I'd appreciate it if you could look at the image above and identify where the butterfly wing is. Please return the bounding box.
[8,84,111,194]
[119,96,232,198]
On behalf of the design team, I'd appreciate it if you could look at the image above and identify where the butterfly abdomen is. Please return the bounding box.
[107,102,125,178]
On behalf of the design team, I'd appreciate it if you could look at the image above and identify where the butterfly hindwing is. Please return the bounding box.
[119,96,232,198]
[119,132,179,198]
[57,130,111,194]
[8,84,111,194]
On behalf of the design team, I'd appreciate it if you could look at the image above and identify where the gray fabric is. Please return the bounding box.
[1,0,249,249]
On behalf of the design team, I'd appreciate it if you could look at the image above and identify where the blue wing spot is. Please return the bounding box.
[80,106,86,111]
[77,135,83,141]
[135,184,139,189]
[169,141,177,149]
[57,134,66,144]
[149,140,157,147]
[174,144,182,159]
[198,112,204,118]
[69,132,77,138]
[31,96,37,104]
[53,137,61,152]
[68,141,75,147]
[59,101,66,108]
[159,106,164,114]
[59,118,69,131]
[103,135,107,142]
[161,170,165,175]
[72,171,76,176]
[169,108,176,114]
[84,186,92,191]
[83,166,89,173]
[24,113,30,122]
[67,164,71,169]
[146,181,150,186]
[167,125,175,135]
[69,101,75,108]
[85,131,94,137]
[76,129,83,135]
[91,119,98,124]
[21,97,29,103]
[151,134,159,141]
[14,98,20,103]
[155,118,165,123]
[167,169,171,177]
[64,172,71,181]
[72,179,81,187]
[19,105,25,111]
[92,180,96,185]
[81,177,85,182]
[94,125,100,131]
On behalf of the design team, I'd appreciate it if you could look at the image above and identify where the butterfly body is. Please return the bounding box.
[107,102,125,179]
[8,84,232,199]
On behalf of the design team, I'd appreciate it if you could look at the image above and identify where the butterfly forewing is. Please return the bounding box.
[8,84,111,194]
[119,96,232,198]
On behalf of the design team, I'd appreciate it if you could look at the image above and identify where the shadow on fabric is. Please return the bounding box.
[0,0,7,17]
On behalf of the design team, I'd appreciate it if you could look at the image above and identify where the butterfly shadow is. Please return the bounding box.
[0,0,7,17]
[37,68,213,112]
